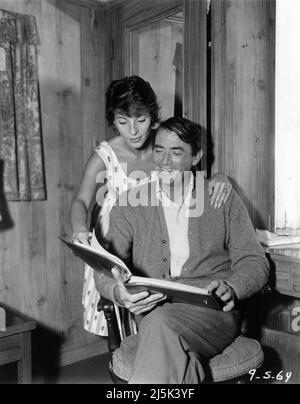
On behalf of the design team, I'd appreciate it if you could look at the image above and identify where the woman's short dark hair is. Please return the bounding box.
[159,117,202,156]
[105,76,160,126]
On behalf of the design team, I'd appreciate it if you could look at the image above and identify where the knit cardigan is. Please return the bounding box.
[95,178,270,304]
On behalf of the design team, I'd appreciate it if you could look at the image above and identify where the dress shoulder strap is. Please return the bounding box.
[94,141,117,169]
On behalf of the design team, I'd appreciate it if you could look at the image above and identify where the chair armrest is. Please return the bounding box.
[91,205,122,354]
[98,297,121,355]
[240,284,273,337]
[98,297,114,313]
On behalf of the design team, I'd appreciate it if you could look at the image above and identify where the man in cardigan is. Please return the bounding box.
[95,117,269,384]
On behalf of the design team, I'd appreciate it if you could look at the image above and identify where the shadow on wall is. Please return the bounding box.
[224,174,267,230]
[206,127,215,179]
[208,131,266,229]
[31,324,66,383]
[48,0,83,22]
[0,159,14,232]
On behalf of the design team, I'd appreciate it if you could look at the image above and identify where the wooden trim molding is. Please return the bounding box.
[64,0,125,10]
[123,1,183,75]
[184,0,208,173]
[123,0,183,29]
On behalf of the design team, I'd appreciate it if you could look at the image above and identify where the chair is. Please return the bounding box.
[98,285,271,384]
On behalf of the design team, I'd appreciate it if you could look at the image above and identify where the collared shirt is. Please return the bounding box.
[155,173,194,278]
[100,177,270,305]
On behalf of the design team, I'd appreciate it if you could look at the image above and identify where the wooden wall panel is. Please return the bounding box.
[211,0,275,229]
[184,0,207,173]
[111,6,124,80]
[79,7,108,347]
[0,0,108,366]
[100,6,123,141]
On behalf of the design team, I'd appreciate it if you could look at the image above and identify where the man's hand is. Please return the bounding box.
[206,280,236,312]
[112,268,166,315]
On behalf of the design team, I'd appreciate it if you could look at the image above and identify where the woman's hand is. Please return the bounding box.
[208,173,233,208]
[112,268,166,315]
[72,231,93,245]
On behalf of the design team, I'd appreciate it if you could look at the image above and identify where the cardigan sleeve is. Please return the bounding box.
[224,191,270,300]
[94,202,134,304]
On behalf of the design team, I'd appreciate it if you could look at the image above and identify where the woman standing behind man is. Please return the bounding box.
[70,75,233,336]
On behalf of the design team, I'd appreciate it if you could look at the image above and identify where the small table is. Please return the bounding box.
[264,243,300,298]
[262,244,300,383]
[0,306,36,384]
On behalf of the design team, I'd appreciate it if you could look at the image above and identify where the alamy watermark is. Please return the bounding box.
[291,306,300,332]
[95,164,205,218]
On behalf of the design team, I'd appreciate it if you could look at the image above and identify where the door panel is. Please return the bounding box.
[133,15,183,120]
[111,0,207,169]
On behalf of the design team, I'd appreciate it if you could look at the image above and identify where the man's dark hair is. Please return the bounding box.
[105,76,160,126]
[158,117,202,156]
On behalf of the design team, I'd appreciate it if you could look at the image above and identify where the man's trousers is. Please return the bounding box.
[112,302,240,384]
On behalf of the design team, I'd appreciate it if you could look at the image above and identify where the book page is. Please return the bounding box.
[126,277,222,310]
[128,276,209,295]
[74,240,131,274]
[60,237,132,279]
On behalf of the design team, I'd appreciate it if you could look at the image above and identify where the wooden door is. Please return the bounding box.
[110,0,208,171]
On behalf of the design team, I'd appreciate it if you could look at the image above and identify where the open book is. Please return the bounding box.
[60,237,223,310]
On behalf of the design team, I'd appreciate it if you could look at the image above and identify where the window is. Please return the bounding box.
[275,0,300,235]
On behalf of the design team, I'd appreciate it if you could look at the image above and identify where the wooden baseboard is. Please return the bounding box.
[59,338,108,367]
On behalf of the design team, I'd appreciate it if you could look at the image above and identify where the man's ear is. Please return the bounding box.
[151,122,160,129]
[192,150,203,166]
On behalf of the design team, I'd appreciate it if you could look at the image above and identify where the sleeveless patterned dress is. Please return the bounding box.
[82,141,152,336]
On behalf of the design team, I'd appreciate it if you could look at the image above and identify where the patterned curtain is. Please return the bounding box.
[0,9,45,201]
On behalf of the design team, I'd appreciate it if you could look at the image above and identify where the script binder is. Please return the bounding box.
[60,237,223,310]
[60,236,131,279]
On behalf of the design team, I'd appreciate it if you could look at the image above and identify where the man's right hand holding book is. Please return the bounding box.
[112,268,167,315]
